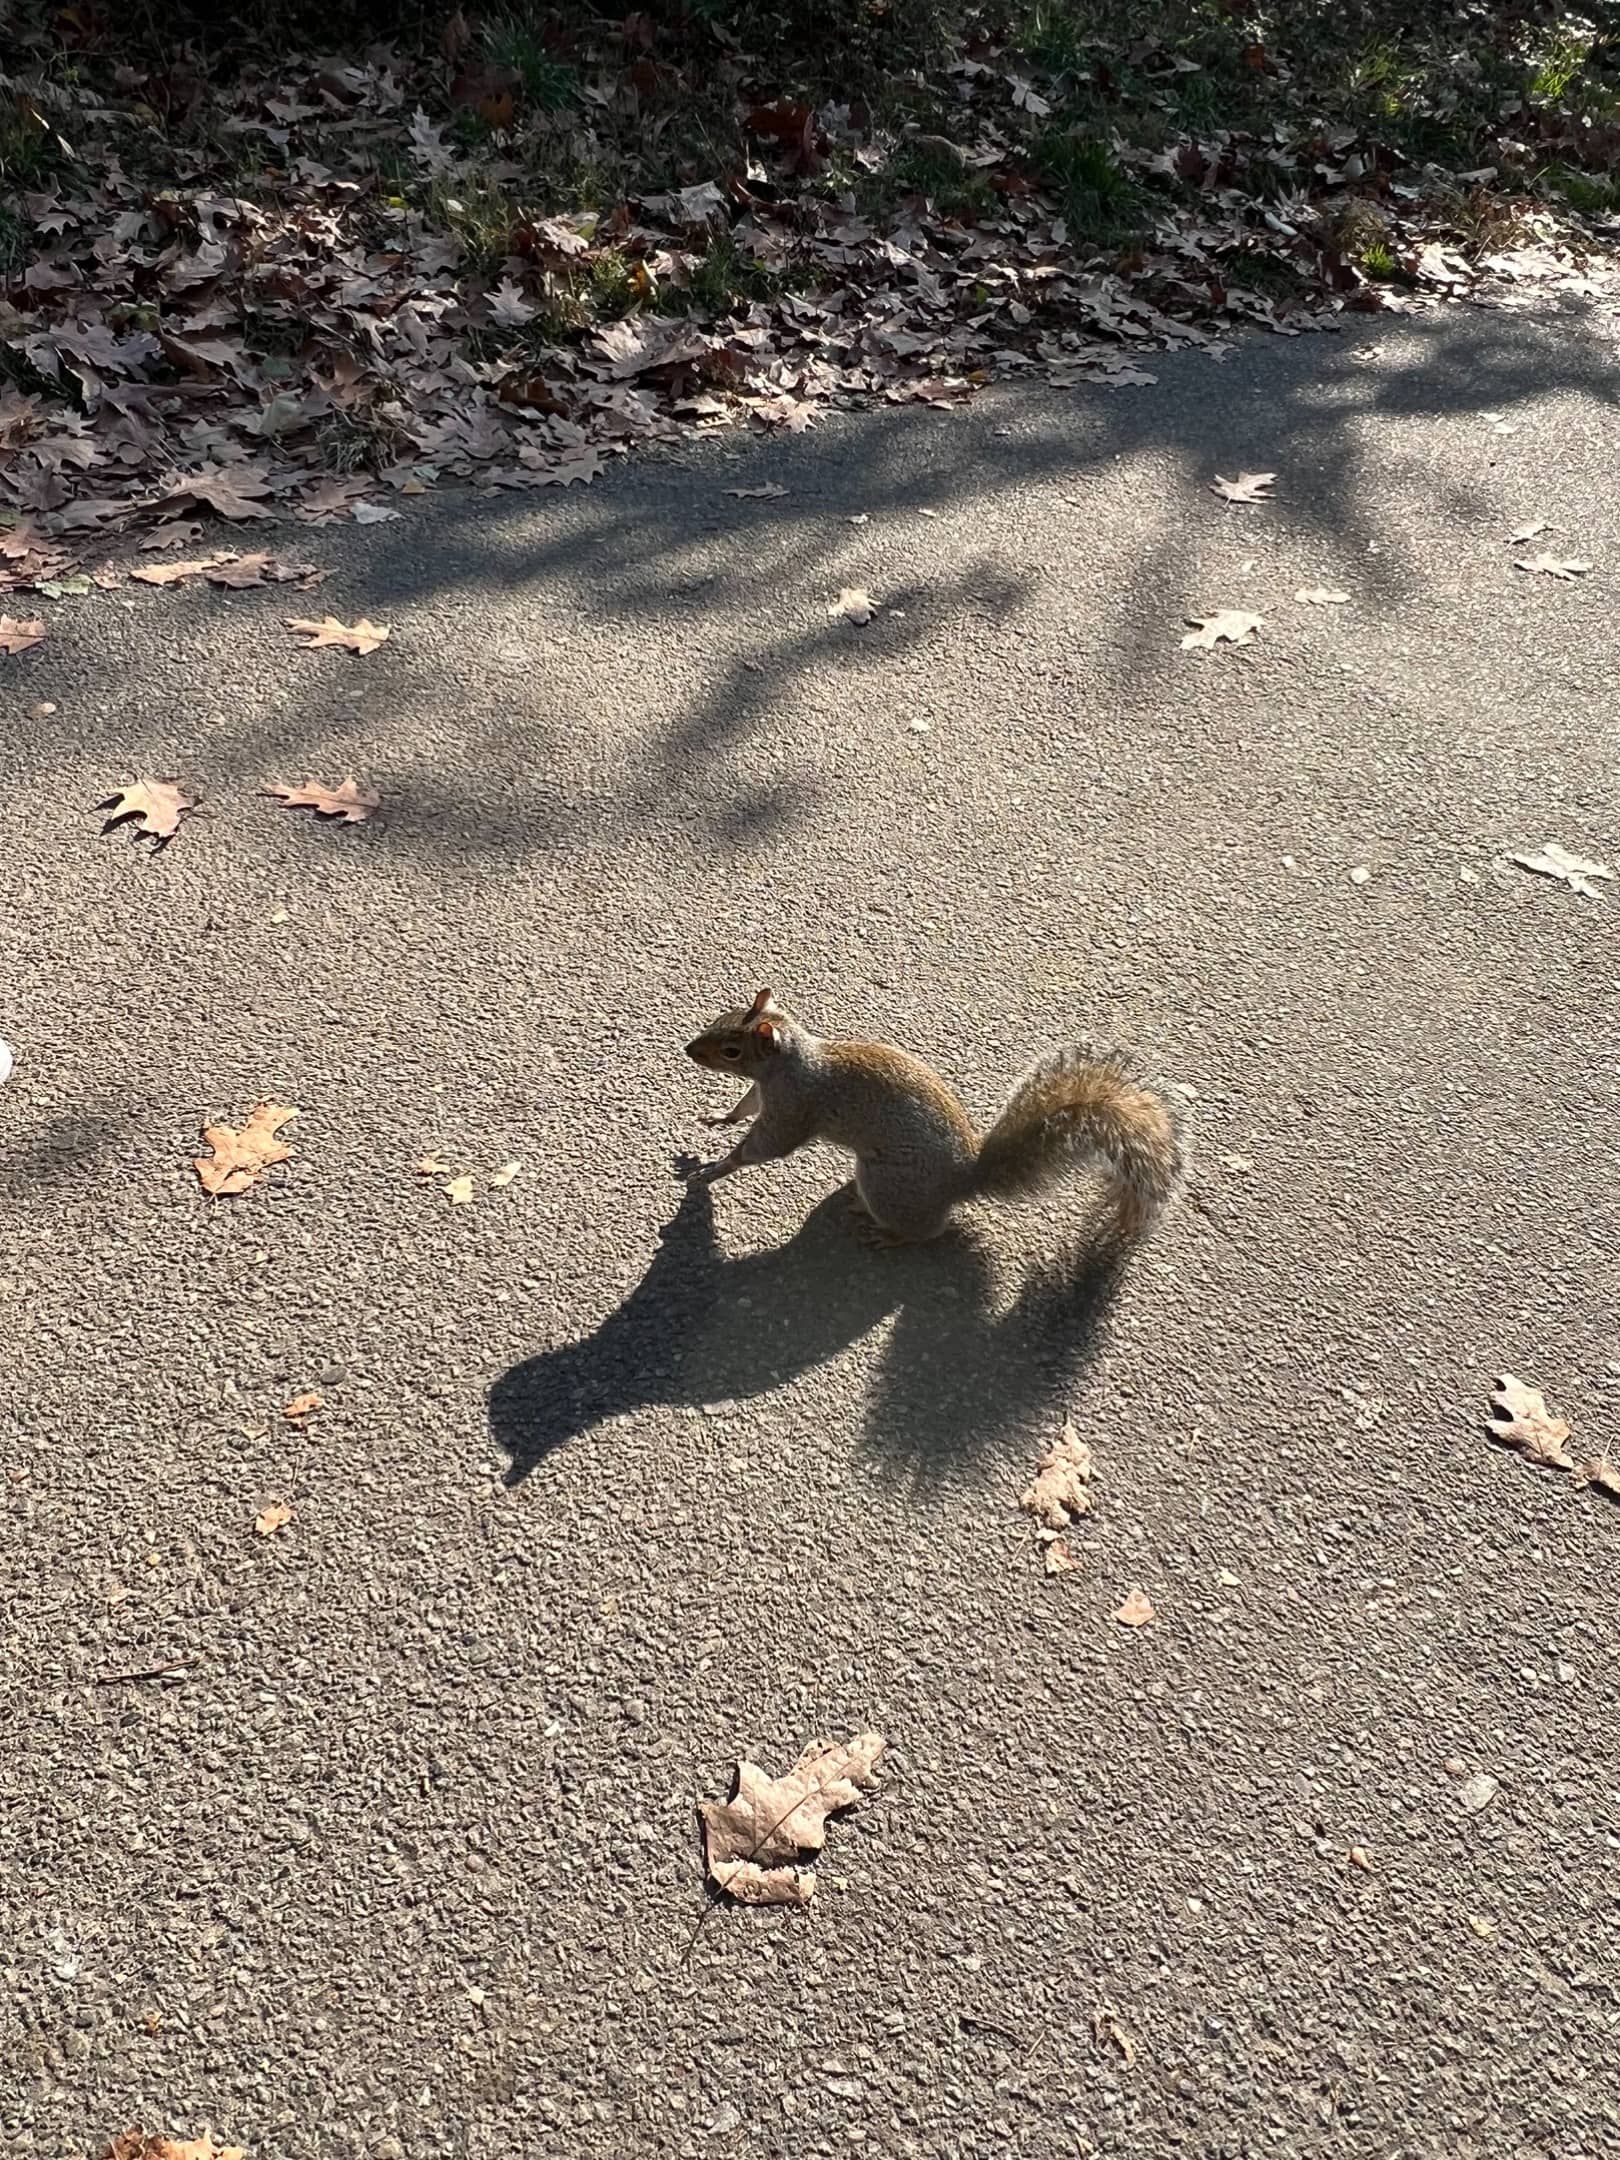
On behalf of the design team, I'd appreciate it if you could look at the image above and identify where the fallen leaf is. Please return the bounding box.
[416,1155,452,1177]
[282,1391,322,1422]
[1044,1540,1081,1576]
[1511,841,1612,899]
[1113,1588,1156,1627]
[1573,1455,1620,1498]
[128,557,229,586]
[1513,552,1592,580]
[254,1500,293,1537]
[285,615,390,654]
[0,615,47,654]
[1211,470,1275,503]
[31,701,57,717]
[490,1159,523,1187]
[98,779,194,846]
[699,1732,884,1906]
[1348,1844,1373,1872]
[36,574,92,597]
[353,499,402,525]
[1485,1374,1575,1470]
[1093,2010,1137,2065]
[444,1173,475,1205]
[830,586,875,625]
[1019,1421,1094,1530]
[725,483,788,499]
[1295,586,1350,605]
[1458,1770,1500,1815]
[193,1102,297,1197]
[264,779,380,824]
[1181,609,1262,650]
[103,2135,247,2160]
[1509,519,1554,542]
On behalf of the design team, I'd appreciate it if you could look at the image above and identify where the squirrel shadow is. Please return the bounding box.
[488,1178,1128,1489]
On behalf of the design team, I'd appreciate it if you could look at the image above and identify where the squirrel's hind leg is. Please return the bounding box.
[853,1161,952,1244]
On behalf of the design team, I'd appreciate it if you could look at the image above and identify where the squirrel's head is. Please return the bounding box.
[686,987,791,1073]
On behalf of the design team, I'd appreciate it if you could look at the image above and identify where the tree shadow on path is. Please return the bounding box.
[488,1177,1128,1489]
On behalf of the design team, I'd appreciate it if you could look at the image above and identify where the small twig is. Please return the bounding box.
[91,1657,194,1686]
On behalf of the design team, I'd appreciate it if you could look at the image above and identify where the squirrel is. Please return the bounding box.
[685,989,1188,1249]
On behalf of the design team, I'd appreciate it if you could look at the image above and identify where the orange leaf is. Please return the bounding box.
[193,1102,297,1197]
[98,778,195,845]
[254,1501,292,1536]
[0,614,48,653]
[282,1391,323,1422]
[265,779,380,824]
[285,615,390,654]
[1113,1588,1156,1627]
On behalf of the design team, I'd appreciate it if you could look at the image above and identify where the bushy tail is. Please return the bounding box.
[968,1036,1189,1246]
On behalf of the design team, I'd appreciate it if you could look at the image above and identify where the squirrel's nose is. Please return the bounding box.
[684,1040,705,1062]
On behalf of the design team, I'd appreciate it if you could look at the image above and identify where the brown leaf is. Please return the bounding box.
[1485,1374,1575,1471]
[1044,1540,1081,1576]
[699,1732,884,1906]
[1511,842,1612,898]
[1181,610,1262,650]
[265,779,380,824]
[193,1102,297,1197]
[416,1155,452,1176]
[490,1159,523,1187]
[254,1500,293,1537]
[103,2137,247,2160]
[129,557,228,586]
[444,1173,475,1205]
[1020,1421,1094,1529]
[98,779,194,845]
[282,1391,322,1422]
[1211,470,1275,504]
[1093,2009,1137,2064]
[1513,553,1592,581]
[1113,1588,1156,1627]
[1573,1455,1620,1498]
[0,615,47,654]
[829,586,875,626]
[285,615,390,654]
[157,469,276,522]
[206,553,319,589]
[725,483,788,499]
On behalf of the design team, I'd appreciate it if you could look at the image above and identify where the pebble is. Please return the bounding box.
[1458,1772,1500,1815]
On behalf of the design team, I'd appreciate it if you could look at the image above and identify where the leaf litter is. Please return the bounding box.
[1181,610,1262,650]
[1211,471,1275,504]
[265,780,380,824]
[1513,552,1592,580]
[98,780,195,847]
[0,616,47,654]
[1114,1588,1157,1628]
[3,11,1609,598]
[699,1732,885,1906]
[1511,842,1612,899]
[193,1103,297,1197]
[285,616,390,654]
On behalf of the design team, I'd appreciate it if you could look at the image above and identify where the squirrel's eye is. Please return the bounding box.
[722,1044,741,1059]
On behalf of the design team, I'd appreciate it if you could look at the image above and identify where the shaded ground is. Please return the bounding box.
[2,302,1618,2160]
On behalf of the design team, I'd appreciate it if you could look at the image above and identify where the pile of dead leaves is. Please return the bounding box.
[3,6,1614,593]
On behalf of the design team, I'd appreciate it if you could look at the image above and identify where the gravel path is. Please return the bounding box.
[3,301,1618,2160]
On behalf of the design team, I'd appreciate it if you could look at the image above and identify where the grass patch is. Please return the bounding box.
[1033,127,1148,248]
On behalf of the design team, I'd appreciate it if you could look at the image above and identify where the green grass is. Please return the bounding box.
[1033,128,1148,247]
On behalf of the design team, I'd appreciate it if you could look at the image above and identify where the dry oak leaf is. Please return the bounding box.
[265,779,380,824]
[829,586,875,626]
[103,2136,247,2160]
[285,615,390,654]
[1486,1374,1575,1471]
[1513,552,1592,581]
[254,1500,293,1537]
[1296,586,1350,605]
[700,1732,885,1907]
[1211,470,1275,504]
[1181,609,1261,650]
[98,779,194,846]
[490,1159,523,1187]
[1512,841,1612,899]
[1045,1540,1081,1577]
[0,614,47,654]
[128,556,229,586]
[193,1103,297,1197]
[725,483,788,499]
[1020,1421,1095,1530]
[1093,2010,1138,2065]
[1114,1587,1157,1627]
[1573,1456,1620,1499]
[283,1391,323,1422]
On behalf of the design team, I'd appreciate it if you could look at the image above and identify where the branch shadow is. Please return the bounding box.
[488,1176,1131,1490]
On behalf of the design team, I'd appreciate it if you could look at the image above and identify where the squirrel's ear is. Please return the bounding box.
[747,987,776,1018]
[752,1021,781,1051]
